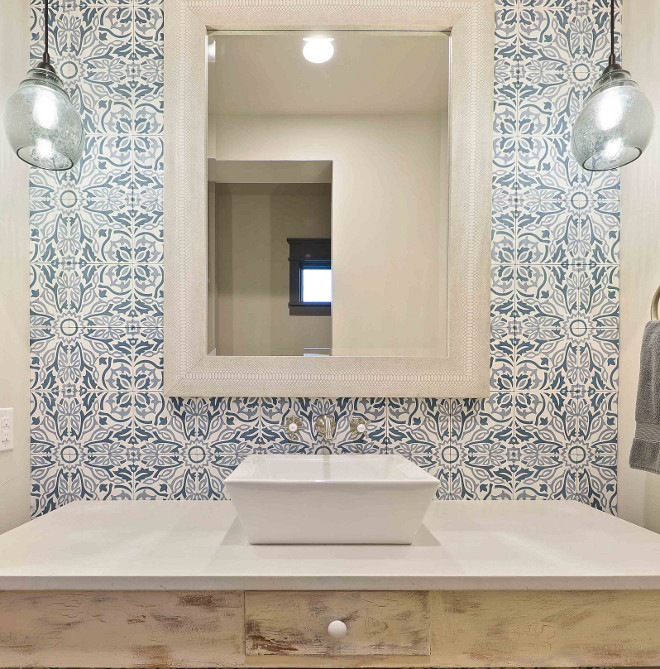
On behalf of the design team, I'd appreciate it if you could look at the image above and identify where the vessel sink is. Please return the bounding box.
[225,454,439,545]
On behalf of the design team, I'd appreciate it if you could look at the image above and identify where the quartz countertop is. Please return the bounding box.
[0,500,659,591]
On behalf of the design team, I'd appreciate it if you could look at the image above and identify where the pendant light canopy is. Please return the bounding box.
[571,0,654,171]
[4,0,84,171]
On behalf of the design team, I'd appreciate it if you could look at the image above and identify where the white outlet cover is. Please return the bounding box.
[0,408,13,453]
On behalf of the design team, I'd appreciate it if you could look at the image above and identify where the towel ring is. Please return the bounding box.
[652,285,660,320]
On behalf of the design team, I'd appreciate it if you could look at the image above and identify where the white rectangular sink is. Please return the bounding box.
[225,454,439,545]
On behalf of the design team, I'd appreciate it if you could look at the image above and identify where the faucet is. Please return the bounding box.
[315,413,336,447]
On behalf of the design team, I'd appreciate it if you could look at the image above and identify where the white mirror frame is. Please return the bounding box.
[164,0,494,398]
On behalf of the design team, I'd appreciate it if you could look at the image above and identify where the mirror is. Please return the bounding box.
[164,0,492,398]
[207,31,450,357]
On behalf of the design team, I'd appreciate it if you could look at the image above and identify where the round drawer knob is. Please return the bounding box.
[327,620,347,639]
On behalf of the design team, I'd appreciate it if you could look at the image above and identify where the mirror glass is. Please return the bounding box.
[207,31,450,357]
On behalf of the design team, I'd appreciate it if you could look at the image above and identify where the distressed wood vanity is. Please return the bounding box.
[1,501,660,668]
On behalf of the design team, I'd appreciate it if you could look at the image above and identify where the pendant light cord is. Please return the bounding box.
[608,0,617,69]
[43,0,50,65]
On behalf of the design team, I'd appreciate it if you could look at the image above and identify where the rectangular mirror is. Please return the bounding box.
[164,0,493,397]
[207,32,450,358]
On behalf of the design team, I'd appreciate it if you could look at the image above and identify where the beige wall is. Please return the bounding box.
[212,183,332,356]
[210,113,448,357]
[619,0,660,532]
[0,0,30,533]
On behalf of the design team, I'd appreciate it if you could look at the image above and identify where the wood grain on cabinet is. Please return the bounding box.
[245,590,430,656]
[2,589,660,667]
[0,590,244,668]
[431,590,660,667]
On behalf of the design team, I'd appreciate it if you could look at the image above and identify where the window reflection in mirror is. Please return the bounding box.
[207,31,450,357]
[302,269,332,304]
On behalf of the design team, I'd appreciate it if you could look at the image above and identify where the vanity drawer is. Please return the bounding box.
[245,590,430,656]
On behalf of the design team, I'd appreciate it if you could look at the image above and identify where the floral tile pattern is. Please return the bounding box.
[30,0,619,517]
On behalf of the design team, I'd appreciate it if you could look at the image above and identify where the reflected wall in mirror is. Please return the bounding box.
[207,32,450,357]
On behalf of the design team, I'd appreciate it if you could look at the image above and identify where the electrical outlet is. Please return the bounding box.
[0,409,13,453]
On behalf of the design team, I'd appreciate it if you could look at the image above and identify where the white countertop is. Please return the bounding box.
[1,500,660,591]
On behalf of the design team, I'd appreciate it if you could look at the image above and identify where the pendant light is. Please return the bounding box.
[571,0,654,171]
[3,0,84,171]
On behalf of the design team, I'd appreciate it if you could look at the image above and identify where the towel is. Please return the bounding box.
[630,320,660,474]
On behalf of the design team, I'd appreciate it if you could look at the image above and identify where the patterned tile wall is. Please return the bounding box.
[29,0,620,517]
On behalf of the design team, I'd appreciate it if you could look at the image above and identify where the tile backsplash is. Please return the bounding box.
[29,0,619,517]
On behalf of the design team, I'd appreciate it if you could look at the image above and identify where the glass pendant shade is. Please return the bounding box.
[4,64,84,171]
[572,68,654,171]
